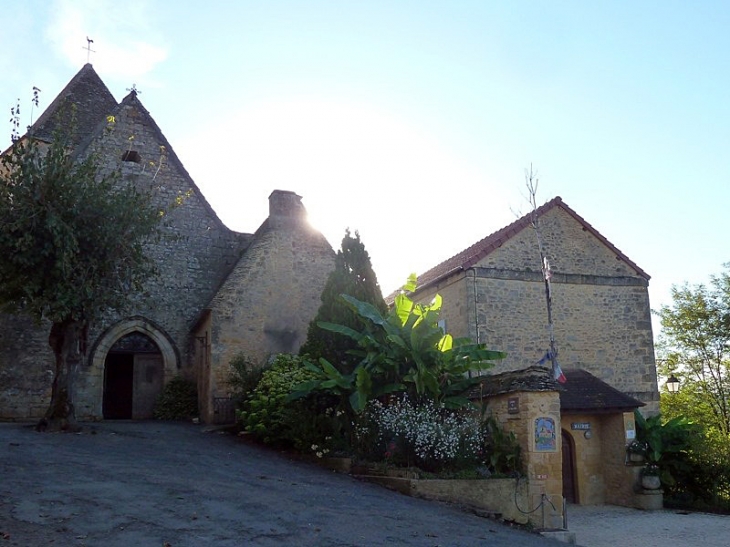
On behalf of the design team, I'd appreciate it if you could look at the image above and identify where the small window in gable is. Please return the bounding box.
[121,150,142,163]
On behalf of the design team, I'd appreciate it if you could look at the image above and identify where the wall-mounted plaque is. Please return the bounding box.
[535,417,556,452]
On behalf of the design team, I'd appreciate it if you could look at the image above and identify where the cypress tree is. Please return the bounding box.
[299,229,387,373]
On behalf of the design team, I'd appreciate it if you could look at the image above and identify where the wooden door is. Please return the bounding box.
[103,354,134,419]
[132,354,164,419]
[562,430,577,503]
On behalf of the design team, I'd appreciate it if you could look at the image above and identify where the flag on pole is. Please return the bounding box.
[552,358,567,384]
[538,350,567,384]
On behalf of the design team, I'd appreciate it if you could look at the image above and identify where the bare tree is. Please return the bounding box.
[524,165,565,383]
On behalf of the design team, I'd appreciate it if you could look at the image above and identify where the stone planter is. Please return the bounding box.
[640,474,661,490]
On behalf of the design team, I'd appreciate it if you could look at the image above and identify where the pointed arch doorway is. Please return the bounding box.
[102,332,163,420]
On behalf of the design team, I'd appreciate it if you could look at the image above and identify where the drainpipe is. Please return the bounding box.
[472,268,479,344]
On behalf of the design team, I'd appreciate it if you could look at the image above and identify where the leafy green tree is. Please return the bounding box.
[0,109,163,430]
[299,229,387,373]
[657,265,730,436]
[656,265,730,509]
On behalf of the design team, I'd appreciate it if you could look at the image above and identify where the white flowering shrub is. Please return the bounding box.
[358,396,486,472]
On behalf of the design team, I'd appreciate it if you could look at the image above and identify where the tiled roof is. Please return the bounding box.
[28,64,118,148]
[559,369,644,412]
[413,196,650,293]
[468,366,644,413]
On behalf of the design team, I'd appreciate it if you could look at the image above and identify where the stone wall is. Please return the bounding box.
[206,192,335,412]
[361,476,532,525]
[0,316,54,420]
[604,412,645,507]
[476,207,639,277]
[562,412,607,504]
[482,390,564,529]
[417,206,659,411]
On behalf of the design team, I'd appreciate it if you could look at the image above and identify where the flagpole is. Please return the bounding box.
[526,166,564,383]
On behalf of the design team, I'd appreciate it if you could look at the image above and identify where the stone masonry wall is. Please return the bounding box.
[603,412,645,507]
[483,390,564,529]
[0,316,54,420]
[469,207,658,409]
[478,207,638,277]
[561,412,606,504]
[206,196,335,411]
[473,276,657,405]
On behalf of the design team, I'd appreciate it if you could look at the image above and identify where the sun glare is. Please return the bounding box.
[177,97,512,294]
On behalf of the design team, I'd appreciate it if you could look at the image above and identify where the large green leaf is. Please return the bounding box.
[437,333,453,352]
[341,294,388,326]
[317,321,362,340]
[394,292,414,326]
[287,380,321,401]
[402,273,418,293]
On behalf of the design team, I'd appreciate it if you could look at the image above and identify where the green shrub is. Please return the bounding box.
[228,352,266,409]
[481,415,523,477]
[154,377,198,420]
[238,354,324,448]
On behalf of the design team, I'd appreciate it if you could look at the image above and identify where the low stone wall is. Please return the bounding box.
[355,475,532,526]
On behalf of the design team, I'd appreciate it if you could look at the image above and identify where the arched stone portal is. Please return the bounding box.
[90,317,178,419]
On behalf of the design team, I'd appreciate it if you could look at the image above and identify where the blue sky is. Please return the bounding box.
[2,1,728,335]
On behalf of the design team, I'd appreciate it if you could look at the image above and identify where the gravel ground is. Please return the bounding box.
[0,421,566,547]
[567,503,729,547]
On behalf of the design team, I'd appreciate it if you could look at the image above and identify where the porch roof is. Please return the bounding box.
[560,369,645,413]
[468,366,645,414]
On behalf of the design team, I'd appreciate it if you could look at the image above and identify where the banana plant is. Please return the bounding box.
[312,276,506,410]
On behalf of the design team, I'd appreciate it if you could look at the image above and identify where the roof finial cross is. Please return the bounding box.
[126,84,141,96]
[83,37,96,63]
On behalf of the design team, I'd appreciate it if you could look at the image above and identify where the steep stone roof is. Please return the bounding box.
[28,63,118,148]
[414,197,650,293]
[559,368,644,413]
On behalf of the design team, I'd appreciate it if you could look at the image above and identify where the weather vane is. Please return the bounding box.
[126,84,142,96]
[83,37,96,63]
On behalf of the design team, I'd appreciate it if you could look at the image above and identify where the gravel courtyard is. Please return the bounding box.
[0,421,566,547]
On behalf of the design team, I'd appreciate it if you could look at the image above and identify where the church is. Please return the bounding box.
[0,64,335,424]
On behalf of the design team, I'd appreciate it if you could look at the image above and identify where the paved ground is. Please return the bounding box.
[568,503,729,547]
[0,421,565,547]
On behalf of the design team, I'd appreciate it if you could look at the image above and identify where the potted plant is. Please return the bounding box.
[626,440,647,463]
[640,463,661,490]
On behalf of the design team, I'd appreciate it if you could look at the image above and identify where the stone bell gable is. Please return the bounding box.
[408,197,659,411]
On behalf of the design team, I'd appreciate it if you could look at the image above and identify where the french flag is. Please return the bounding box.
[539,350,567,384]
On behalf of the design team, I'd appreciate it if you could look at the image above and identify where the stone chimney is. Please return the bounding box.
[268,190,306,226]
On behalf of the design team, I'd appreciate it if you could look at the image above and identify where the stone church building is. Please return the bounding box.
[409,198,660,516]
[0,64,335,424]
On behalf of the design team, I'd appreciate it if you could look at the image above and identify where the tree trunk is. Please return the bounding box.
[40,320,84,431]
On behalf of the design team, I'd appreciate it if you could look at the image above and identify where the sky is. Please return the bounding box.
[2,0,729,337]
